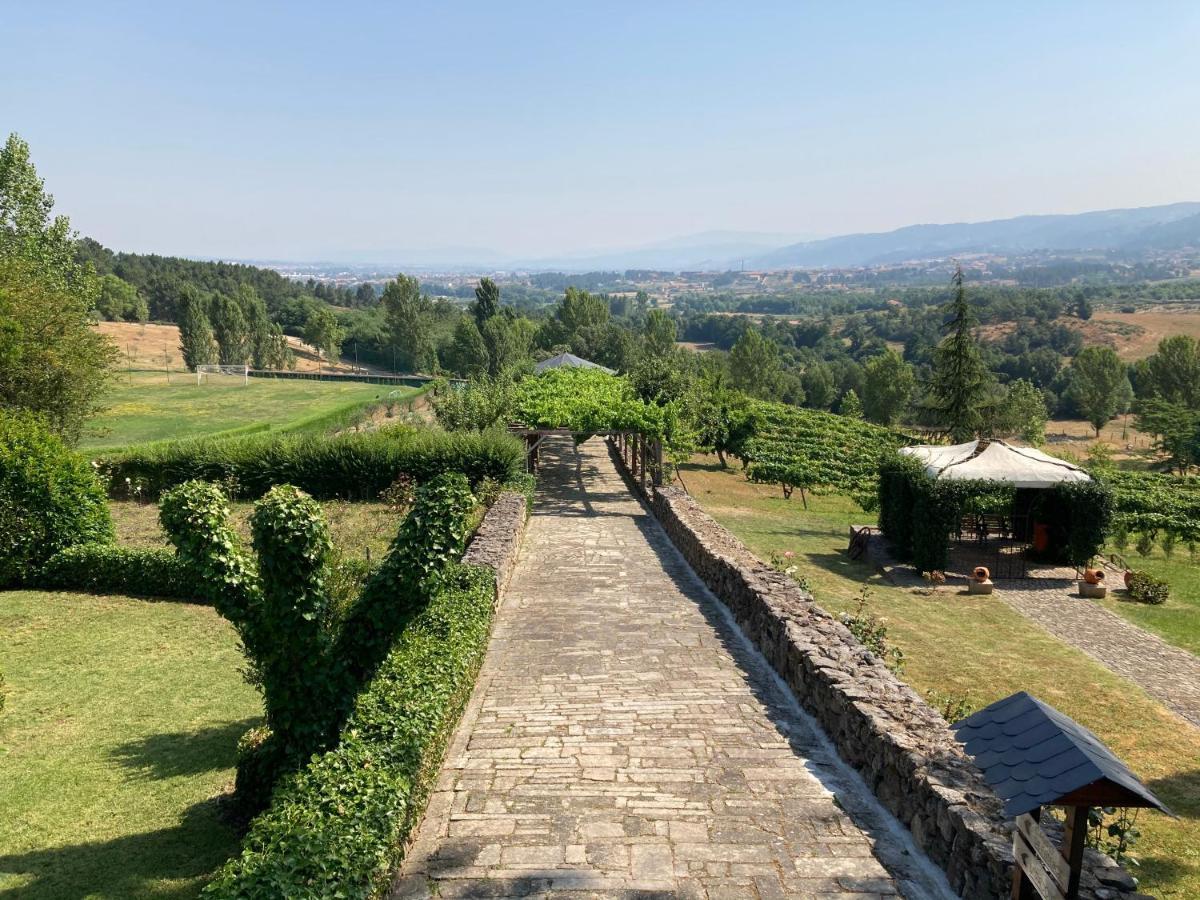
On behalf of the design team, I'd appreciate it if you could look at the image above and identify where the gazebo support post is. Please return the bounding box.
[1061,805,1088,899]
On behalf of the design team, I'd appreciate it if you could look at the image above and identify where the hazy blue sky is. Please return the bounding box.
[2,2,1198,262]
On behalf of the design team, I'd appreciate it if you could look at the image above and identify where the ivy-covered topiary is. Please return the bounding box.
[203,563,496,900]
[159,471,478,810]
[0,410,113,587]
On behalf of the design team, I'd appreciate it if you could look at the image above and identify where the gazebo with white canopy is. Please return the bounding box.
[881,439,1108,579]
[899,439,1092,489]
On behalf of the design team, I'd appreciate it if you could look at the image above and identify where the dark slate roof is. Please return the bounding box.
[952,691,1172,818]
[534,352,615,375]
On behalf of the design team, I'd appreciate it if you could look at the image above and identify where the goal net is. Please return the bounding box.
[195,364,249,386]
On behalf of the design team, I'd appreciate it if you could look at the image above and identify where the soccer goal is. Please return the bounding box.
[195,364,250,386]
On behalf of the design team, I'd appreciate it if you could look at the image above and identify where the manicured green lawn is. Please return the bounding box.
[682,456,1200,898]
[0,591,262,899]
[1099,549,1200,656]
[82,371,413,450]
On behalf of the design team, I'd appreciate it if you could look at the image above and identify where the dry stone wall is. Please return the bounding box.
[609,440,1147,900]
[462,491,528,598]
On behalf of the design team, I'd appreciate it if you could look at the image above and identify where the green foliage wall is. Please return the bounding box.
[0,410,113,586]
[99,426,523,500]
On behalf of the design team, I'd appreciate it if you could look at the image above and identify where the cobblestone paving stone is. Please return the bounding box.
[868,537,1200,729]
[392,439,940,900]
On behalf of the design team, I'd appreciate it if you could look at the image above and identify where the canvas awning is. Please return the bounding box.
[899,439,1091,489]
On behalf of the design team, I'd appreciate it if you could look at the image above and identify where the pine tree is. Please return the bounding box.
[178,288,216,371]
[922,268,996,441]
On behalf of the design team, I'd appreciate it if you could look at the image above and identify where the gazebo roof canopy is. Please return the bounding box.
[953,691,1172,818]
[534,352,615,375]
[899,439,1091,489]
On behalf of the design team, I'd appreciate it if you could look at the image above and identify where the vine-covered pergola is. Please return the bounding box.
[507,366,667,489]
[878,440,1113,577]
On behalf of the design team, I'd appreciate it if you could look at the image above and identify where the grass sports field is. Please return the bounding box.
[0,591,262,899]
[81,370,417,450]
[681,456,1200,898]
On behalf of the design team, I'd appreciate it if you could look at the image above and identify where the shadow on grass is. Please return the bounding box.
[0,796,239,900]
[109,717,260,781]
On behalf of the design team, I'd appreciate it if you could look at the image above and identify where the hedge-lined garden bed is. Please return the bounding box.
[98,426,524,500]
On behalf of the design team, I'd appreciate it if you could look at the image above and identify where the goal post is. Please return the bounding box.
[195,364,250,386]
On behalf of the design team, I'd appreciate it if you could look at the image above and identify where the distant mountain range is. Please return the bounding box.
[244,202,1200,275]
[748,202,1200,270]
[510,231,820,273]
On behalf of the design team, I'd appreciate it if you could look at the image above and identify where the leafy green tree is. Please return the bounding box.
[0,133,94,297]
[729,328,782,399]
[233,284,292,370]
[0,136,115,439]
[922,268,996,441]
[862,350,914,425]
[482,314,533,377]
[800,362,837,411]
[303,307,344,364]
[354,282,376,307]
[993,378,1048,445]
[446,316,489,377]
[1134,398,1200,473]
[211,292,251,365]
[1143,335,1200,408]
[1068,345,1128,436]
[96,274,147,322]
[841,388,864,419]
[178,286,216,370]
[471,277,501,330]
[382,274,435,372]
[642,309,677,358]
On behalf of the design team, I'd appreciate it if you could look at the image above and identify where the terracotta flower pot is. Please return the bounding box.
[1083,568,1105,585]
[973,566,990,582]
[1124,570,1134,589]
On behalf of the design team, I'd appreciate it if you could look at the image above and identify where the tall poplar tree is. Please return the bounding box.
[178,287,217,370]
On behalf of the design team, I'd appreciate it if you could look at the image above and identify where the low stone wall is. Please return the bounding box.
[462,490,528,599]
[609,442,1145,899]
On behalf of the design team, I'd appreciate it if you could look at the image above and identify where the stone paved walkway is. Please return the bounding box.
[867,536,1200,729]
[393,438,948,900]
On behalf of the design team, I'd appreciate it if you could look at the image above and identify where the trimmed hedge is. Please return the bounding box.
[98,425,523,500]
[203,563,496,899]
[38,544,192,598]
[0,410,113,587]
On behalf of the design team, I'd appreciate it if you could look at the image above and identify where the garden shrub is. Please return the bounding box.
[1127,571,1169,605]
[203,563,496,899]
[160,472,477,809]
[0,410,113,587]
[98,425,522,500]
[38,544,191,598]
